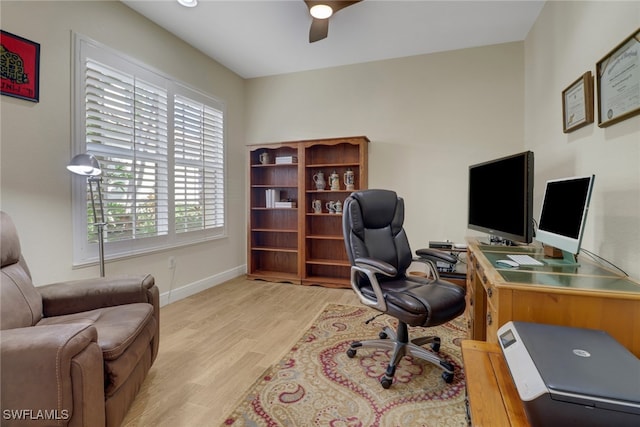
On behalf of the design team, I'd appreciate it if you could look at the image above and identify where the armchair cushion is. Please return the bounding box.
[38,303,156,396]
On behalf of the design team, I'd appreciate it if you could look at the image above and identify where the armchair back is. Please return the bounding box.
[1,211,43,329]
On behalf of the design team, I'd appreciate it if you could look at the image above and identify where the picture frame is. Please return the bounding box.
[1,30,40,103]
[562,71,594,133]
[596,28,640,128]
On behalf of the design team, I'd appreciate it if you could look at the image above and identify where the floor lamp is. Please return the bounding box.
[67,154,106,277]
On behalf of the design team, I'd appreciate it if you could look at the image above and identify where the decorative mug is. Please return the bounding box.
[329,170,340,191]
[259,152,271,164]
[313,171,326,190]
[334,200,342,213]
[326,201,336,214]
[312,199,322,214]
[344,168,355,191]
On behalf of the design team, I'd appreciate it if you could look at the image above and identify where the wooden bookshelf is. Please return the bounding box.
[247,136,369,287]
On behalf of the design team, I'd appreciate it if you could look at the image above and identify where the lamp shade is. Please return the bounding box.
[67,154,102,176]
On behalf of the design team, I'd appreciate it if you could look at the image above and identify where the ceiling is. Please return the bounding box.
[121,0,545,79]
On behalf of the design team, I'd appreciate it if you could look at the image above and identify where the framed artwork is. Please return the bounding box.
[596,28,640,127]
[1,30,40,102]
[562,71,594,133]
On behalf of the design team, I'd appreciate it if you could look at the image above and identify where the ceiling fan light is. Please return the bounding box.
[310,4,333,19]
[177,0,198,8]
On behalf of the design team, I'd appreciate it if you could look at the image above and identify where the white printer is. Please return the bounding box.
[497,321,640,427]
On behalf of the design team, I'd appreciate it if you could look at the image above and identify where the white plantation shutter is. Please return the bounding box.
[85,60,169,243]
[174,95,225,234]
[72,35,225,265]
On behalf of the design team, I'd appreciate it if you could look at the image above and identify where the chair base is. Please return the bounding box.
[346,322,454,389]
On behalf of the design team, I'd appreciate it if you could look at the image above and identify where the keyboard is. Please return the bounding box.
[506,254,544,266]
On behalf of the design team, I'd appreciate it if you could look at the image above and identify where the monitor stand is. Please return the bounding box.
[542,248,580,267]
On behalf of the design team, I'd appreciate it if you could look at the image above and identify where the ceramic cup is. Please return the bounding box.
[259,152,271,164]
[326,201,336,214]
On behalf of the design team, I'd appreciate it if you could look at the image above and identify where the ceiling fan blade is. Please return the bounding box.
[329,0,362,14]
[304,0,363,43]
[309,18,329,43]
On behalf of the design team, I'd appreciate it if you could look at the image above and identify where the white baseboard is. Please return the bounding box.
[159,264,246,307]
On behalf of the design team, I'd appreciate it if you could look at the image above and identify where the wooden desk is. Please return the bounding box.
[465,239,640,357]
[461,340,530,426]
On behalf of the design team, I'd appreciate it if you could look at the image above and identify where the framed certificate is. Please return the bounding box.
[596,28,640,128]
[562,71,594,133]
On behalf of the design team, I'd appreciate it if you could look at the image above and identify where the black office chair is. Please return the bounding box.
[342,189,466,388]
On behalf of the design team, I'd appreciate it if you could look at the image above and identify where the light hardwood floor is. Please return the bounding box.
[122,276,360,426]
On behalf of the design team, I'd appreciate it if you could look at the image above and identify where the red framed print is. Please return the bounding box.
[1,30,40,102]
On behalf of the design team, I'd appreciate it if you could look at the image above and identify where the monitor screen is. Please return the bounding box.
[467,151,534,244]
[536,175,595,256]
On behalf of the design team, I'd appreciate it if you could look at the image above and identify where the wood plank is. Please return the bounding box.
[122,277,359,427]
[461,340,530,427]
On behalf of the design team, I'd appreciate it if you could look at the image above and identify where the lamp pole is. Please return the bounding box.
[68,154,106,277]
[88,176,106,277]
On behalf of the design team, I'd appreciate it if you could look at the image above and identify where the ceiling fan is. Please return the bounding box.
[304,1,363,43]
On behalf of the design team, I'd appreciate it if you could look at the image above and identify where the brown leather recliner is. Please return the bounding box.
[0,211,159,427]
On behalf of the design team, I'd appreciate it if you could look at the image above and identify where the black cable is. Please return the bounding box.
[365,313,385,324]
[581,248,628,277]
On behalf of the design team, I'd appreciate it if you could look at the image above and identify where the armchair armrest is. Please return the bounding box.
[351,257,397,312]
[1,324,105,426]
[39,274,157,317]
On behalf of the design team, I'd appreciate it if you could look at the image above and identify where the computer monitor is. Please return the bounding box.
[536,175,595,265]
[468,151,534,245]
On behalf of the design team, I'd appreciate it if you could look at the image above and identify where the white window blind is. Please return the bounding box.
[174,95,225,233]
[72,34,225,266]
[85,59,169,243]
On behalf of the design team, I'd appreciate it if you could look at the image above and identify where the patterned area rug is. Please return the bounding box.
[223,304,468,426]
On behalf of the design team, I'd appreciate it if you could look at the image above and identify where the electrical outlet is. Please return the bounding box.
[168,256,176,269]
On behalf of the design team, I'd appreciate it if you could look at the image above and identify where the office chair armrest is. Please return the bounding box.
[354,257,397,276]
[351,257,395,312]
[415,248,458,265]
[414,248,458,280]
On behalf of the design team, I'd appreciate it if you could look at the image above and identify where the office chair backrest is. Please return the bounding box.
[343,190,413,279]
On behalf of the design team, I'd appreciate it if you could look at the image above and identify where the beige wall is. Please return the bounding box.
[2,0,638,297]
[246,42,526,248]
[525,1,640,279]
[0,1,247,299]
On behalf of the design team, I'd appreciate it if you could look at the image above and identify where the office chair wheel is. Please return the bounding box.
[379,331,388,339]
[380,375,393,389]
[346,348,357,358]
[442,371,454,383]
[440,360,454,372]
[431,342,440,352]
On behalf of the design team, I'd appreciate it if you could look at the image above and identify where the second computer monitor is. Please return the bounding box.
[536,175,595,260]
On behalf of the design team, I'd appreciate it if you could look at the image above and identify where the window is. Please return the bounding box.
[72,35,225,266]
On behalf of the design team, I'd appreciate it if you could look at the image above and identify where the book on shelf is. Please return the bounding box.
[274,201,296,208]
[265,189,281,208]
[275,156,298,164]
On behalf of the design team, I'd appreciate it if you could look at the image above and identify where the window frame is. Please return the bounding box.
[71,33,227,267]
